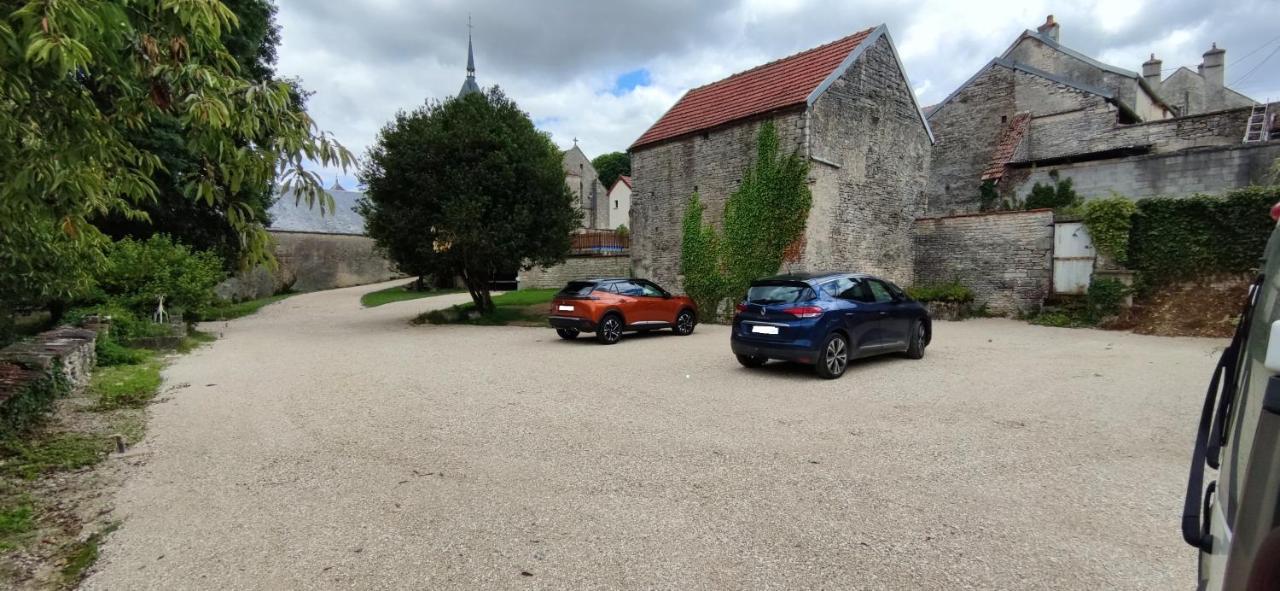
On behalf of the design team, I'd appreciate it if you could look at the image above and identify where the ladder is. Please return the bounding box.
[1243,104,1270,143]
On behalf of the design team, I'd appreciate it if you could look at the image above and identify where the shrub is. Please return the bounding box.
[1081,197,1137,265]
[93,235,225,319]
[1084,278,1130,322]
[908,282,975,303]
[1024,171,1080,211]
[94,337,151,367]
[1129,187,1277,287]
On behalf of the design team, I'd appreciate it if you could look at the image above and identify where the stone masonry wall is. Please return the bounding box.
[216,230,400,301]
[1012,142,1280,201]
[630,109,806,291]
[913,209,1054,314]
[802,35,932,287]
[1023,106,1251,163]
[519,255,632,289]
[0,326,97,415]
[925,65,1017,215]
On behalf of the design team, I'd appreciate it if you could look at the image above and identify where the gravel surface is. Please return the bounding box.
[83,280,1221,590]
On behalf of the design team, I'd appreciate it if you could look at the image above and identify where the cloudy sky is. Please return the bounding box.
[273,0,1280,188]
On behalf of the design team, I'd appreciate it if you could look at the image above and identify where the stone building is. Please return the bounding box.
[926,15,1269,216]
[1144,45,1255,116]
[562,142,609,229]
[607,175,631,230]
[629,24,932,290]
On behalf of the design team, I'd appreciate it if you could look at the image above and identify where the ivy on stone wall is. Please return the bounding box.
[1081,197,1137,265]
[1128,186,1278,287]
[680,122,812,320]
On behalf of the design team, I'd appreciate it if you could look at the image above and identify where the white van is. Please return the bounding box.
[1185,218,1280,590]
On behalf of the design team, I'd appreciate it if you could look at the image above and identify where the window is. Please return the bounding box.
[637,282,665,297]
[867,280,895,304]
[614,200,619,209]
[747,283,815,304]
[844,280,876,303]
[558,281,596,297]
[883,281,906,300]
[820,278,856,299]
[614,281,645,296]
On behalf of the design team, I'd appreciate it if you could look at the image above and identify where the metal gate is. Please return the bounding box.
[1053,222,1095,294]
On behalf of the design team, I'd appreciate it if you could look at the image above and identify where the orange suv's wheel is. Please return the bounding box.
[674,310,696,335]
[596,314,623,345]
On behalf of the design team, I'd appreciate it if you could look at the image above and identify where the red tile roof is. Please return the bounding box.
[631,28,875,150]
[619,175,631,188]
[981,113,1032,181]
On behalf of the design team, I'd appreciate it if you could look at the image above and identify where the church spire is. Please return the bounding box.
[458,16,480,98]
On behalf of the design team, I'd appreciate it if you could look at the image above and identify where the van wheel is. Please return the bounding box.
[556,328,579,340]
[815,333,850,379]
[596,314,623,345]
[674,310,696,335]
[736,354,767,368]
[905,322,926,360]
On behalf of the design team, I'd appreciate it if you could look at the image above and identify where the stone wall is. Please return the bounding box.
[913,209,1054,314]
[1023,106,1251,163]
[630,109,806,290]
[563,146,610,229]
[0,327,97,425]
[925,65,1017,215]
[802,35,933,287]
[1012,142,1280,201]
[216,230,400,302]
[519,255,632,289]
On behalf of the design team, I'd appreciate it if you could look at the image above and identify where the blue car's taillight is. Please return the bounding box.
[781,305,822,319]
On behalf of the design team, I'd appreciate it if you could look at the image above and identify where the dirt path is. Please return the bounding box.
[83,281,1220,589]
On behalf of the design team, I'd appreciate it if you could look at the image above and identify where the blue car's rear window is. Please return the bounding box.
[746,283,814,305]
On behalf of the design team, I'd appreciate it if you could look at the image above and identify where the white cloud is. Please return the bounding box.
[272,0,1280,188]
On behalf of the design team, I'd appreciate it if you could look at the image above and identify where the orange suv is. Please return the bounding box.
[548,278,698,344]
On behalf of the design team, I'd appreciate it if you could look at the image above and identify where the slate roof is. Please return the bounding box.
[981,113,1032,181]
[631,28,875,149]
[268,186,367,235]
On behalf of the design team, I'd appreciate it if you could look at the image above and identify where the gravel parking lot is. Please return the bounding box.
[85,280,1221,589]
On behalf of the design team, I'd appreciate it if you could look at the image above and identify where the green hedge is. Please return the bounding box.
[1128,186,1276,286]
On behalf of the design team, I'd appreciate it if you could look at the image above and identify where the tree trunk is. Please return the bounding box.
[414,275,426,292]
[461,269,493,314]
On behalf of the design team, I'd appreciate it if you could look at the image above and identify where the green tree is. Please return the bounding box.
[0,0,353,321]
[591,151,631,190]
[92,0,294,266]
[358,88,581,313]
[680,122,811,319]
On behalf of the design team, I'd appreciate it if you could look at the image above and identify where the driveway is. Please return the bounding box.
[84,280,1219,590]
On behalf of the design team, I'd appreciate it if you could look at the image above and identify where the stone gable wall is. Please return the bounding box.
[630,110,806,291]
[802,35,932,287]
[563,147,610,229]
[913,209,1054,314]
[925,66,1018,215]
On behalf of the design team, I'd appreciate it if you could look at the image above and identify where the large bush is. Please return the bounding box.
[92,235,226,319]
[1081,197,1137,265]
[1128,187,1276,286]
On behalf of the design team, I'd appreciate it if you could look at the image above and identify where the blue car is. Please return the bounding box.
[730,272,932,379]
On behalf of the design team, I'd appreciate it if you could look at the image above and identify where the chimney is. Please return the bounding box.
[1201,42,1226,109]
[1037,15,1060,42]
[1142,54,1162,87]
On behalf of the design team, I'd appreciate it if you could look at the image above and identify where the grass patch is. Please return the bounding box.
[176,329,217,354]
[0,434,110,480]
[0,496,35,551]
[90,360,162,410]
[413,289,557,327]
[361,284,462,307]
[195,293,291,321]
[60,522,117,586]
[95,338,152,367]
[490,288,558,307]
